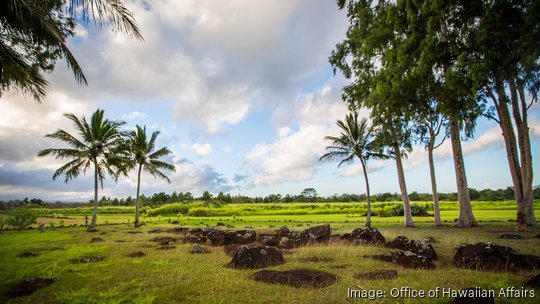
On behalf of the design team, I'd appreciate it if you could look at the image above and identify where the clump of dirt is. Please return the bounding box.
[127,251,145,258]
[90,237,105,243]
[4,277,56,298]
[250,269,338,288]
[354,270,398,280]
[69,256,105,264]
[17,251,38,258]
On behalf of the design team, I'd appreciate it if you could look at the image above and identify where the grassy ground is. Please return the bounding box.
[1,207,539,303]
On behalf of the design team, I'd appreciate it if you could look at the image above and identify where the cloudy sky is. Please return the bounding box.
[1,0,539,202]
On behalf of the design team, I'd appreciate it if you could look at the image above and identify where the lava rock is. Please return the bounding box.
[299,224,331,243]
[365,250,435,269]
[525,273,540,288]
[228,244,285,269]
[191,243,210,254]
[499,234,523,240]
[341,227,386,245]
[17,251,38,258]
[90,237,105,243]
[453,242,540,271]
[386,236,437,259]
[127,251,145,258]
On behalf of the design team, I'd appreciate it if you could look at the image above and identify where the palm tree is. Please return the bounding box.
[320,111,388,228]
[1,0,142,101]
[128,125,175,227]
[38,109,129,231]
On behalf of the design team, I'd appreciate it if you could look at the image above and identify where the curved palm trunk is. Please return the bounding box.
[393,142,414,227]
[88,159,98,232]
[360,160,371,228]
[134,164,142,228]
[449,118,477,228]
[428,140,442,226]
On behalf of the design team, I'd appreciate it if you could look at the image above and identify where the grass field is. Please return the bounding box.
[0,202,539,303]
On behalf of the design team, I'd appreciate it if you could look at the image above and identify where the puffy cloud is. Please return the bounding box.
[123,111,148,120]
[191,143,212,157]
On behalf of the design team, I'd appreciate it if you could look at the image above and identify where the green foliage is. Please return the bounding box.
[7,205,37,230]
[390,204,429,217]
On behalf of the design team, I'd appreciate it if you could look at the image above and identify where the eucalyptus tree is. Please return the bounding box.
[414,99,448,226]
[1,0,142,102]
[38,109,129,231]
[320,111,389,228]
[331,0,479,227]
[471,0,538,231]
[128,125,175,228]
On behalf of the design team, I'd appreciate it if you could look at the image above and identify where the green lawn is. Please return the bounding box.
[1,204,539,303]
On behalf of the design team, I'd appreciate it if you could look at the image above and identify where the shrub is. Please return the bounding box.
[390,204,429,216]
[7,205,38,230]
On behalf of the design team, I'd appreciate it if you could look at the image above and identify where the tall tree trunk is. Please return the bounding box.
[88,159,98,232]
[134,163,142,228]
[491,80,526,231]
[449,118,477,227]
[512,79,535,229]
[361,160,371,228]
[428,139,442,226]
[393,142,414,227]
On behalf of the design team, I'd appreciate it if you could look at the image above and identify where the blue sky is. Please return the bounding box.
[0,0,539,201]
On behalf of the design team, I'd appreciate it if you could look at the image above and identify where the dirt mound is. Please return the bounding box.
[300,257,333,263]
[365,250,435,269]
[228,244,285,269]
[149,236,176,244]
[4,277,55,298]
[17,251,38,258]
[69,256,104,264]
[250,269,338,288]
[450,288,495,304]
[354,270,398,280]
[525,273,540,288]
[148,229,161,233]
[127,251,145,258]
[191,244,210,254]
[90,237,105,243]
[386,236,437,259]
[499,234,523,240]
[453,242,540,271]
[341,227,385,245]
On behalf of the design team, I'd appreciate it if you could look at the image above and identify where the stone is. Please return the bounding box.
[354,270,398,280]
[166,227,189,233]
[275,226,290,235]
[191,243,210,254]
[299,224,331,243]
[5,277,55,298]
[228,244,285,269]
[259,235,279,247]
[386,236,437,259]
[183,234,207,244]
[148,229,161,233]
[250,269,338,288]
[341,227,386,245]
[365,250,435,269]
[90,237,105,243]
[232,230,257,245]
[453,242,540,271]
[149,236,176,243]
[206,227,235,245]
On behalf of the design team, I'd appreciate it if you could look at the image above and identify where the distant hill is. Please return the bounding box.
[534,185,540,189]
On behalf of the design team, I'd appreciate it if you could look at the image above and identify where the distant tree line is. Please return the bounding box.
[1,187,538,211]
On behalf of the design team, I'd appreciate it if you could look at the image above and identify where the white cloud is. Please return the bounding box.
[123,111,147,120]
[191,143,212,157]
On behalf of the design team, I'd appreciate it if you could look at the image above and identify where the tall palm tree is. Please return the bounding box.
[38,109,129,231]
[320,111,388,228]
[128,125,175,227]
